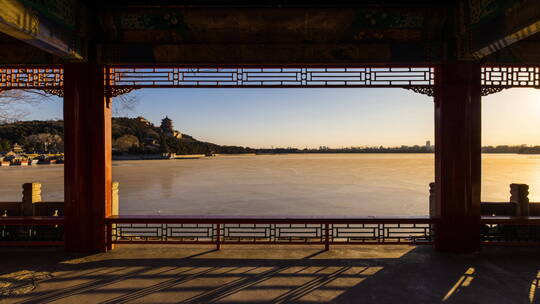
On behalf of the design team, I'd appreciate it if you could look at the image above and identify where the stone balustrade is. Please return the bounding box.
[510,184,529,216]
[430,182,537,217]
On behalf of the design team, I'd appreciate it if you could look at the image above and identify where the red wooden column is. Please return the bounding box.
[63,63,112,253]
[434,62,482,253]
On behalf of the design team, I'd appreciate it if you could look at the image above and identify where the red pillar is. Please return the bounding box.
[64,63,112,253]
[434,63,481,253]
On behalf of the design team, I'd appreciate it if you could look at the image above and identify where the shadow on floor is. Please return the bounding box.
[1,245,540,304]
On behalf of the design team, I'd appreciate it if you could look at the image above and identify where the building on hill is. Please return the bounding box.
[173,131,182,139]
[136,116,152,126]
[12,143,23,153]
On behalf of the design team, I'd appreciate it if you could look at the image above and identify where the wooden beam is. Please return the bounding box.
[0,0,85,60]
[483,40,540,64]
[434,62,481,253]
[469,0,540,59]
[0,43,61,64]
[64,62,112,253]
[100,43,442,65]
[104,0,447,8]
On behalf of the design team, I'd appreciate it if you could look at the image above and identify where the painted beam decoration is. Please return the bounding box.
[0,0,85,60]
[468,0,540,59]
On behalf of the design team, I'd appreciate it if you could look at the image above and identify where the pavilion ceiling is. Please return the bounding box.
[0,0,539,65]
[97,6,446,64]
[99,7,444,44]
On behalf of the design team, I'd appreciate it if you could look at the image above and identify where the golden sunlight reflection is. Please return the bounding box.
[443,267,475,301]
[529,270,540,303]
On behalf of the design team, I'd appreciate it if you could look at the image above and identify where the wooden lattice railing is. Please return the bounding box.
[104,216,435,250]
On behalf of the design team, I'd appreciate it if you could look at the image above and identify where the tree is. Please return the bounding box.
[159,136,170,153]
[113,135,140,152]
[23,133,63,153]
[0,139,11,152]
[112,92,140,116]
[0,89,54,123]
[0,89,140,123]
[160,116,174,135]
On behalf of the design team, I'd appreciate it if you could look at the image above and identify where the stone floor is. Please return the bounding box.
[1,245,539,303]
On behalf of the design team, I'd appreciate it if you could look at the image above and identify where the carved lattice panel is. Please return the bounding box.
[482,67,540,87]
[0,68,63,89]
[114,223,216,242]
[223,224,271,241]
[167,224,215,242]
[107,67,435,88]
[331,223,432,243]
[1,66,539,95]
[111,221,433,244]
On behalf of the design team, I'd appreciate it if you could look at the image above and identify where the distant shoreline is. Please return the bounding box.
[2,152,538,168]
[110,151,540,160]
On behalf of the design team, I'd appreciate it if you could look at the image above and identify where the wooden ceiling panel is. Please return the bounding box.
[99,7,444,44]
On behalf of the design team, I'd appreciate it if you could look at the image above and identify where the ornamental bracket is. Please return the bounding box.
[405,87,434,97]
[20,87,139,98]
[106,87,138,98]
[405,86,509,97]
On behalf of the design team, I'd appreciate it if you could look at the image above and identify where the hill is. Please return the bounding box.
[0,116,254,155]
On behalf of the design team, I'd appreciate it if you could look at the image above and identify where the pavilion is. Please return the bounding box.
[1,0,540,254]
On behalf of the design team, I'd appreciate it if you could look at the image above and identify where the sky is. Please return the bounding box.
[19,87,540,149]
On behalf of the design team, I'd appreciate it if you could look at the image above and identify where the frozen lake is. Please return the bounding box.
[1,153,539,216]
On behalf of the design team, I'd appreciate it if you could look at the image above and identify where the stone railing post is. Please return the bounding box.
[112,181,119,216]
[22,183,41,216]
[429,182,436,217]
[510,183,529,216]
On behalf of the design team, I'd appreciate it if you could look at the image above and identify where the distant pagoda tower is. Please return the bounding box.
[160,116,174,135]
[12,143,23,153]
